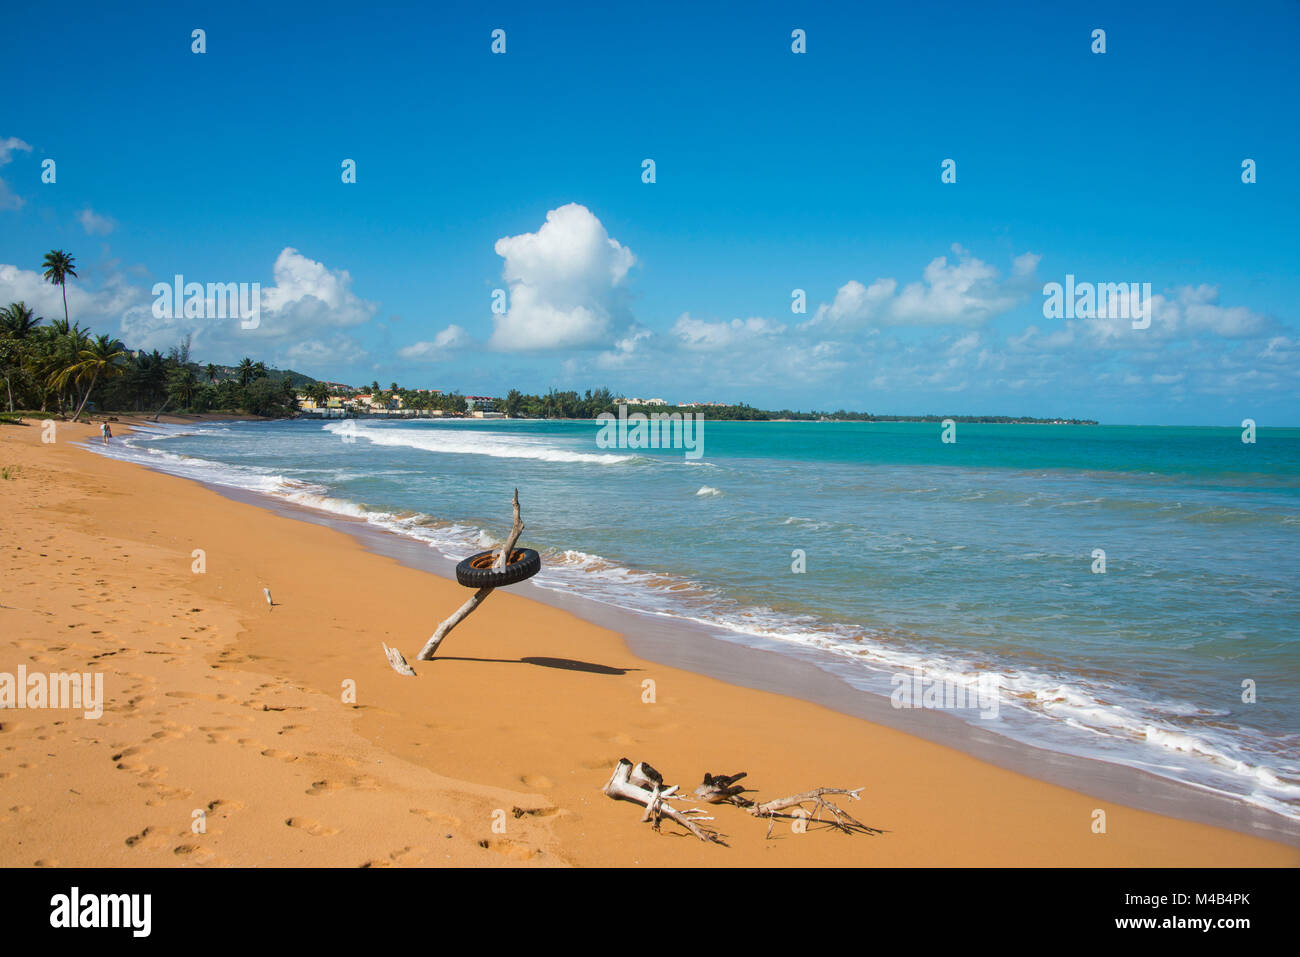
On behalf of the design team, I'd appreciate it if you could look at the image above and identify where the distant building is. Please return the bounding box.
[466,395,496,412]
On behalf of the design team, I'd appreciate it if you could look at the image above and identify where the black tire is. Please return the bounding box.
[455,548,541,588]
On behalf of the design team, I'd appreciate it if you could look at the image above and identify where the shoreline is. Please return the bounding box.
[205,457,1300,850]
[2,415,1296,866]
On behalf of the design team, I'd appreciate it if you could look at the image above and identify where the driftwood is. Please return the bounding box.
[417,489,523,660]
[748,787,880,838]
[605,759,877,844]
[383,490,526,674]
[694,771,750,805]
[382,642,417,676]
[603,759,720,843]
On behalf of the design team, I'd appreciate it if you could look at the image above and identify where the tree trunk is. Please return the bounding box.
[71,368,98,421]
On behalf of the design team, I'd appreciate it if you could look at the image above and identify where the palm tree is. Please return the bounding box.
[167,364,199,409]
[50,333,127,420]
[205,363,218,384]
[237,357,254,387]
[41,251,78,324]
[252,361,268,379]
[2,302,42,339]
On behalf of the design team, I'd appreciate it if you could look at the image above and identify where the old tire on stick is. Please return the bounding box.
[455,548,541,588]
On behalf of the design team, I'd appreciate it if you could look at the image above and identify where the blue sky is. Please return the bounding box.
[2,0,1297,424]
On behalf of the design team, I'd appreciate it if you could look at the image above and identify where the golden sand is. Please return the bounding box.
[1,417,1295,866]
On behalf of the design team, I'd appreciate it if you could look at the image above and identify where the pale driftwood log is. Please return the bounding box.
[491,489,525,572]
[603,759,720,843]
[382,642,417,676]
[747,787,879,837]
[605,761,879,845]
[411,489,524,663]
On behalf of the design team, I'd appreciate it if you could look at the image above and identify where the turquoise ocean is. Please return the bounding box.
[89,418,1300,820]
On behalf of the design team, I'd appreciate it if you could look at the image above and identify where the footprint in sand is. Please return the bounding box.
[260,748,300,763]
[124,826,168,850]
[520,774,553,789]
[410,808,462,828]
[285,817,339,837]
[478,838,540,861]
[172,844,216,862]
[359,845,426,868]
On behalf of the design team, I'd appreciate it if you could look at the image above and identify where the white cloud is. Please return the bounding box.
[594,327,652,368]
[258,247,375,329]
[397,324,473,360]
[890,245,1029,325]
[810,245,1039,330]
[489,203,636,351]
[0,261,144,322]
[671,314,787,351]
[77,207,116,235]
[0,136,33,210]
[119,247,376,367]
[0,137,31,165]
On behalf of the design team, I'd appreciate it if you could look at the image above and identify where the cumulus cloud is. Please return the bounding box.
[258,247,375,329]
[119,246,376,366]
[77,207,116,235]
[0,261,144,322]
[810,245,1039,330]
[489,203,636,351]
[671,314,787,350]
[397,324,473,360]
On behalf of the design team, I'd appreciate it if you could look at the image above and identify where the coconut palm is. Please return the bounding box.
[1,302,42,339]
[41,251,77,324]
[205,363,218,384]
[50,333,127,420]
[35,319,89,414]
[237,357,254,387]
[167,364,200,409]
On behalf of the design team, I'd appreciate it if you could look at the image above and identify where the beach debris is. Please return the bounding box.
[602,759,721,843]
[263,587,274,608]
[383,489,537,674]
[693,771,751,805]
[382,643,417,676]
[603,759,878,844]
[746,787,879,838]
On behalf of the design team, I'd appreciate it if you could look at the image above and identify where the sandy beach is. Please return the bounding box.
[1,416,1296,868]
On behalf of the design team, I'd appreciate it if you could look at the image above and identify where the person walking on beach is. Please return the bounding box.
[100,422,112,445]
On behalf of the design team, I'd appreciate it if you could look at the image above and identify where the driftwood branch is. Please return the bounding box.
[492,488,524,571]
[603,759,720,843]
[604,760,878,845]
[382,642,416,676]
[403,489,524,666]
[748,787,880,837]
